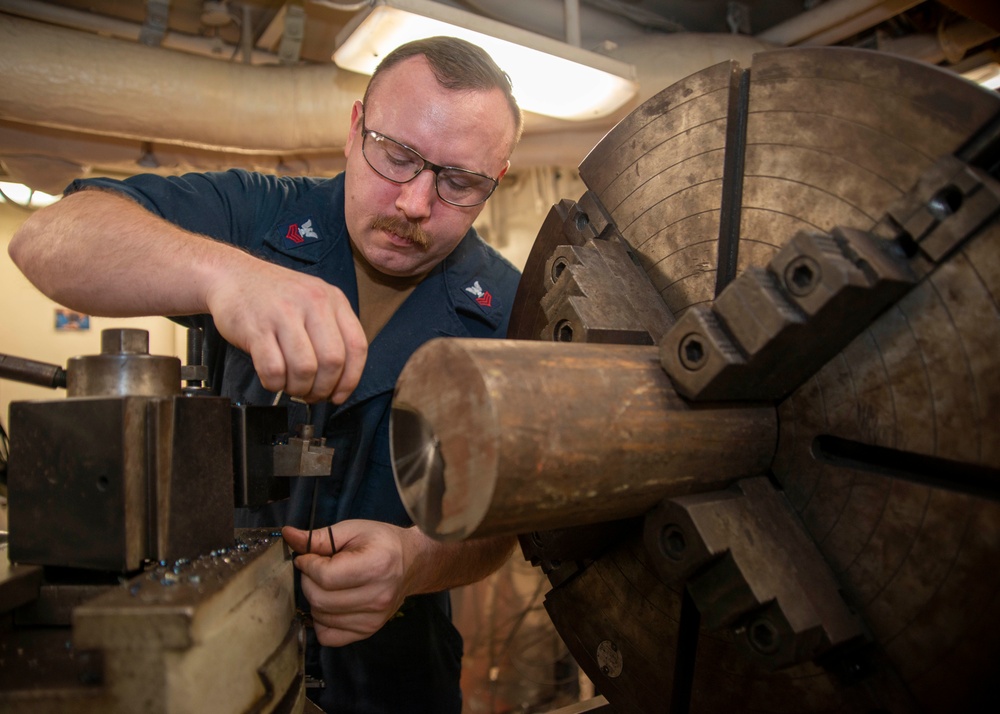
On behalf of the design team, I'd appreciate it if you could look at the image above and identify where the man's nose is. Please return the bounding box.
[395,169,436,219]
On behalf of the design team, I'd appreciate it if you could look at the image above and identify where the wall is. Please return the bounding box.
[0,200,184,429]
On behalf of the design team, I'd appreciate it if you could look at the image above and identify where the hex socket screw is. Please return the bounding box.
[659,524,687,561]
[678,333,707,370]
[746,616,780,655]
[551,257,569,283]
[554,319,574,342]
[783,256,821,297]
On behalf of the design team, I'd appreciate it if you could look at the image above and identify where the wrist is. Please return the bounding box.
[400,525,436,596]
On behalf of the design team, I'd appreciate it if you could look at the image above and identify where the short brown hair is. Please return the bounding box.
[364,36,523,150]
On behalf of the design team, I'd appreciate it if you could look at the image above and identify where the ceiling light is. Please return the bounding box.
[961,61,1000,91]
[333,0,638,121]
[0,182,60,209]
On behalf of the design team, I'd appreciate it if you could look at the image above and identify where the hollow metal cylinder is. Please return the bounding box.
[390,338,778,540]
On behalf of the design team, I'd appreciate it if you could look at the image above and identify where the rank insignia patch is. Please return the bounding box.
[283,218,319,248]
[463,280,494,311]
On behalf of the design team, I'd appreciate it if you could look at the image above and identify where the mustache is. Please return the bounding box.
[371,215,430,250]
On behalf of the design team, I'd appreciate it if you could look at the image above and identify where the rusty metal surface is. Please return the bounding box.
[501,47,1000,713]
[392,339,776,540]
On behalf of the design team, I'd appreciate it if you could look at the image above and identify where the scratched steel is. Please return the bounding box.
[511,47,1000,713]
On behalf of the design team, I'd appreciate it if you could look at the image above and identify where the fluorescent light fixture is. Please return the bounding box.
[333,0,638,121]
[0,182,60,209]
[962,61,1000,91]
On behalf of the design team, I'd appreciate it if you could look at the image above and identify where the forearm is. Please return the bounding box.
[8,189,248,318]
[402,529,517,595]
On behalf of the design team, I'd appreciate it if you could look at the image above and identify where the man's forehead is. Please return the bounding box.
[363,54,516,161]
[365,54,432,100]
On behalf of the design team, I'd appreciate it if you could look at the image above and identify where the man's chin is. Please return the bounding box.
[368,249,428,278]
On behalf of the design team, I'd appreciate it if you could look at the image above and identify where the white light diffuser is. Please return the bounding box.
[333,0,639,121]
[962,61,1000,91]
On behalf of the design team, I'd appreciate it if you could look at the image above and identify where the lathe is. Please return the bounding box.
[2,44,998,714]
[390,47,1000,713]
[0,327,331,713]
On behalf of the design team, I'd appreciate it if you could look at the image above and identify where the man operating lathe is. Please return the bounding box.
[9,36,523,713]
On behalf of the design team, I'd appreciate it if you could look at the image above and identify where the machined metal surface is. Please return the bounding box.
[659,226,919,401]
[0,530,305,714]
[273,424,336,479]
[540,236,675,345]
[4,329,235,571]
[67,328,182,398]
[0,354,66,389]
[391,47,1000,713]
[7,393,234,571]
[556,48,1000,713]
[1,331,311,711]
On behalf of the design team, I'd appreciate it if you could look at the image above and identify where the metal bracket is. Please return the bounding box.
[541,238,675,345]
[139,0,170,47]
[272,423,335,478]
[660,151,1000,402]
[644,477,865,670]
[875,153,1000,267]
[660,226,917,400]
[278,3,306,65]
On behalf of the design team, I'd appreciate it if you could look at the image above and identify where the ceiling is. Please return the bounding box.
[7,0,998,66]
[1,0,998,195]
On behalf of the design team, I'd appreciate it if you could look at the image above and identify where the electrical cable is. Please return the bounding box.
[0,416,9,488]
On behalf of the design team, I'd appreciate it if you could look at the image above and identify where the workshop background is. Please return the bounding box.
[2,2,999,713]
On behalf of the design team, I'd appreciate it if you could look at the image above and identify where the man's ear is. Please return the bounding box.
[345,100,364,157]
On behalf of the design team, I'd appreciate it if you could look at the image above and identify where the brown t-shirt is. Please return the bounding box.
[352,244,426,342]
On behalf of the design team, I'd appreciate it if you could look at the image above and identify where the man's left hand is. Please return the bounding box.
[283,520,515,647]
[282,520,412,647]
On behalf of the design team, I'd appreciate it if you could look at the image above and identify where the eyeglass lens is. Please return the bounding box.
[363,131,496,207]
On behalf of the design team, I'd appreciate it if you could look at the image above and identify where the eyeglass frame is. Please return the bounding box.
[357,109,501,207]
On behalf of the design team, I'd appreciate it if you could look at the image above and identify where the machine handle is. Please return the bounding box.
[0,354,67,389]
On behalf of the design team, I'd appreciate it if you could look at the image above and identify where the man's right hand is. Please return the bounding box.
[206,264,368,404]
